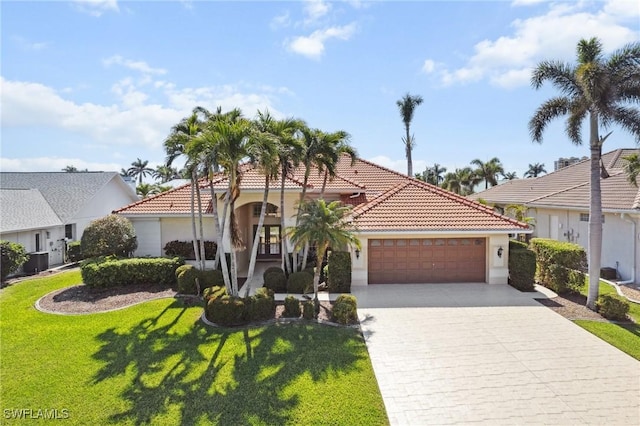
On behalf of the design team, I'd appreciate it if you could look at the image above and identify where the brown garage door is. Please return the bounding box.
[368,238,486,284]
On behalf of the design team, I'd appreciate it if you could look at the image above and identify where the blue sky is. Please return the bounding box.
[1,0,638,180]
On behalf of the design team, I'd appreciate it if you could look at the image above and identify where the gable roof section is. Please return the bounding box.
[0,172,136,222]
[471,149,640,211]
[352,180,529,232]
[1,189,62,233]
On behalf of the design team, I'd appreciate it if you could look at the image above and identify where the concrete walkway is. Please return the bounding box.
[353,284,640,425]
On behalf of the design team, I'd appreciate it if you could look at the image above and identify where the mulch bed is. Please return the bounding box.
[535,292,609,322]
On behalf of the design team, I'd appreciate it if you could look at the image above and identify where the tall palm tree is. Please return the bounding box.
[470,157,505,189]
[429,163,447,186]
[136,183,155,198]
[286,199,360,313]
[442,167,480,195]
[502,171,518,180]
[396,93,424,177]
[62,165,87,172]
[153,165,179,183]
[529,37,640,309]
[127,158,154,184]
[622,153,640,187]
[524,163,547,178]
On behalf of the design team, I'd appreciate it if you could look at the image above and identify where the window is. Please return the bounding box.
[65,224,73,239]
[579,213,605,223]
[252,203,278,217]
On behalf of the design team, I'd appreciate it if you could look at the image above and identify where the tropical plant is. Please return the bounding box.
[502,171,518,180]
[505,204,536,241]
[0,241,29,281]
[127,158,154,184]
[416,163,447,186]
[524,163,547,178]
[62,165,87,172]
[286,199,360,313]
[442,167,480,195]
[396,93,424,176]
[529,36,640,309]
[622,153,640,187]
[471,157,504,189]
[136,183,155,198]
[153,165,180,183]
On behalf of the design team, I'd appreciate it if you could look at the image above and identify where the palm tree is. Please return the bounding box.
[136,182,155,198]
[153,165,179,183]
[429,163,447,186]
[120,168,133,178]
[622,153,640,187]
[62,165,87,172]
[470,157,504,189]
[505,204,536,241]
[286,199,360,314]
[127,158,154,184]
[529,37,640,310]
[396,93,424,177]
[502,171,518,180]
[443,167,480,195]
[524,163,547,178]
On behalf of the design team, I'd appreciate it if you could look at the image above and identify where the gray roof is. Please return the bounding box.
[1,189,63,233]
[471,149,640,211]
[0,172,129,222]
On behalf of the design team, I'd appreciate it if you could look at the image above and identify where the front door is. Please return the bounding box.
[254,225,281,258]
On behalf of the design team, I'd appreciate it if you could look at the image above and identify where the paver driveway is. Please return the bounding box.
[353,284,640,425]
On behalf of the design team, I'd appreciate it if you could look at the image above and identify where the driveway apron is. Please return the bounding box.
[353,284,640,425]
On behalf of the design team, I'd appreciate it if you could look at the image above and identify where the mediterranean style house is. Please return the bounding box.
[1,172,138,268]
[472,149,640,285]
[115,156,529,286]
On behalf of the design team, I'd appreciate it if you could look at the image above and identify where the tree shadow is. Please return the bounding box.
[91,299,368,425]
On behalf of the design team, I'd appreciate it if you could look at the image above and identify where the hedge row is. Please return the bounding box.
[175,264,225,295]
[204,287,275,326]
[81,257,184,288]
[164,240,217,260]
[508,245,536,292]
[529,238,586,294]
[327,251,351,293]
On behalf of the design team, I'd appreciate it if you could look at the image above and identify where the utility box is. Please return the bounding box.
[24,252,49,274]
[600,267,617,280]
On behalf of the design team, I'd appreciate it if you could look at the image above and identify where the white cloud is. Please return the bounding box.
[0,157,123,173]
[103,55,167,75]
[367,155,427,176]
[431,2,638,88]
[270,11,291,30]
[71,0,119,17]
[421,59,437,74]
[287,23,357,59]
[511,0,547,6]
[304,0,331,23]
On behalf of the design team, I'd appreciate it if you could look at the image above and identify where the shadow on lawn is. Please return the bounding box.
[91,299,367,425]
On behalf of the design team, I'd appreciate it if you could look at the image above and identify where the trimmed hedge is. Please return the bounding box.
[81,214,137,258]
[530,238,587,294]
[177,265,226,295]
[81,257,183,288]
[327,251,352,293]
[283,295,301,318]
[287,271,313,294]
[203,285,227,303]
[332,294,358,325]
[302,300,315,320]
[508,244,536,292]
[596,295,629,321]
[67,241,84,262]
[164,240,217,260]
[204,287,275,326]
[264,269,287,293]
[246,288,275,322]
[1,241,29,281]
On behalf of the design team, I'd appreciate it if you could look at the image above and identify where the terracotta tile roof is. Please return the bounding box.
[340,192,368,207]
[471,149,640,212]
[352,180,529,232]
[334,155,411,193]
[114,180,215,215]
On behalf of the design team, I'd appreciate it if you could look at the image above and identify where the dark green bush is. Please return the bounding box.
[508,246,536,291]
[199,269,225,288]
[509,239,529,251]
[203,285,227,303]
[332,294,358,325]
[530,238,586,292]
[327,251,352,293]
[263,266,284,280]
[1,241,29,281]
[596,295,629,321]
[545,264,585,294]
[287,271,313,294]
[246,288,275,322]
[205,295,246,326]
[283,295,301,318]
[302,300,315,320]
[264,270,287,293]
[81,257,183,288]
[81,214,137,258]
[176,264,200,295]
[66,241,84,262]
[164,240,217,260]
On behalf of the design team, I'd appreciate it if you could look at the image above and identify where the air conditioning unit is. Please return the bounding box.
[23,252,49,274]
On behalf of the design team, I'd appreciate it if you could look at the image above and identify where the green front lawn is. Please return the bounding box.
[574,280,640,360]
[0,271,387,425]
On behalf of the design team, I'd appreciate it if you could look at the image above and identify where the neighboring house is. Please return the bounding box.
[115,156,528,286]
[0,172,139,268]
[471,149,640,284]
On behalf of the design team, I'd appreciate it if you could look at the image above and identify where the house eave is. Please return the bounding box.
[356,229,532,235]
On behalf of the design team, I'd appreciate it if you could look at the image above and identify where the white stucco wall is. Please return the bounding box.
[0,226,66,269]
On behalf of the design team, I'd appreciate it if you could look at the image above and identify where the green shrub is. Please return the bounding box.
[332,294,358,325]
[0,241,29,281]
[246,288,275,322]
[327,251,352,293]
[176,264,200,295]
[508,247,535,291]
[302,300,315,320]
[205,295,246,326]
[81,214,137,258]
[199,269,225,288]
[66,241,84,262]
[509,239,529,251]
[203,285,227,303]
[263,266,284,280]
[596,295,629,321]
[163,240,217,260]
[545,264,585,294]
[530,238,586,291]
[287,271,313,294]
[264,270,287,293]
[283,295,301,318]
[81,257,183,288]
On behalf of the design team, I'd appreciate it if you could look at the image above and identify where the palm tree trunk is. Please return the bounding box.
[209,179,231,293]
[245,175,270,297]
[214,190,229,270]
[312,245,325,318]
[280,168,292,275]
[293,167,312,272]
[190,171,201,269]
[195,179,206,271]
[405,127,413,177]
[320,170,328,198]
[586,113,603,310]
